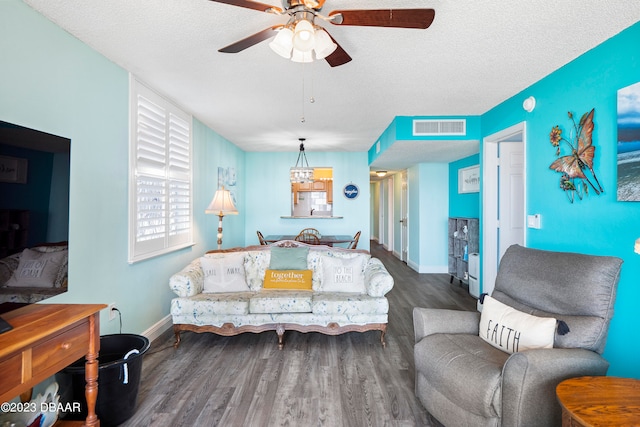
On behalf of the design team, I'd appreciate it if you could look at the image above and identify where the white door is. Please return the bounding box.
[400,172,408,262]
[482,122,527,297]
[498,142,525,260]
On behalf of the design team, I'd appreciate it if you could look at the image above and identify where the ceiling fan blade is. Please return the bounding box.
[218,25,282,53]
[209,0,282,14]
[324,34,352,67]
[329,9,435,29]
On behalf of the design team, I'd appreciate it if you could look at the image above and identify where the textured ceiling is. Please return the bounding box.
[22,0,640,171]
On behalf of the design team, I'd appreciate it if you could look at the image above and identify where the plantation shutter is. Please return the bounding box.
[129,77,193,262]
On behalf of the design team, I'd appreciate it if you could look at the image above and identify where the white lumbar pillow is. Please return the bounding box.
[479,295,556,353]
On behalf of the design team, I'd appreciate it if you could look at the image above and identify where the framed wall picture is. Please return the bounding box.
[617,81,640,201]
[458,165,480,193]
[0,155,28,183]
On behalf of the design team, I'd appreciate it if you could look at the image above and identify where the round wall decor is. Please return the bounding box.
[343,183,360,199]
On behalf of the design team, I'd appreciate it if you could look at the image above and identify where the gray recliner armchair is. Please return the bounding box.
[413,244,623,427]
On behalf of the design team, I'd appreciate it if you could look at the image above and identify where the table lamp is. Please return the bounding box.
[205,186,238,249]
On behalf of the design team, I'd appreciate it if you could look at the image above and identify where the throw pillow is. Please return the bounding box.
[5,248,67,288]
[201,252,250,293]
[479,295,556,353]
[320,255,367,293]
[263,269,313,290]
[269,247,309,270]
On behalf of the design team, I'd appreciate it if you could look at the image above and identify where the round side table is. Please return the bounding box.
[556,376,640,426]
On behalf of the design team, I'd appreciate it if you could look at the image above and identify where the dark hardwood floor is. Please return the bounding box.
[121,242,476,427]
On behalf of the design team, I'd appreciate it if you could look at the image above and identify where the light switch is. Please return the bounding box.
[527,214,541,229]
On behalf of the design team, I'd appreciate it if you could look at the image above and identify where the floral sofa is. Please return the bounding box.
[170,240,394,349]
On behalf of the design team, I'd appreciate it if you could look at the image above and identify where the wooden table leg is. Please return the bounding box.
[84,312,100,427]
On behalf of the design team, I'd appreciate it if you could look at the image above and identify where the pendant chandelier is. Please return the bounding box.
[269,12,337,63]
[290,138,314,183]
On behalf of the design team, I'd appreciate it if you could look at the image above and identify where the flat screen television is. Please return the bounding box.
[0,120,70,311]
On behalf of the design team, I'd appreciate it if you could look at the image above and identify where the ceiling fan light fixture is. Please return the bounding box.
[292,19,315,52]
[291,48,313,63]
[269,27,294,58]
[313,28,337,59]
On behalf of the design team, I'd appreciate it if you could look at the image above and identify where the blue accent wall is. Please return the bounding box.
[244,151,370,250]
[481,22,640,378]
[449,154,480,218]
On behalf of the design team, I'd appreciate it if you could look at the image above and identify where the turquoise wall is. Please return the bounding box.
[481,22,640,378]
[369,116,481,164]
[449,154,480,218]
[0,1,246,334]
[244,151,370,250]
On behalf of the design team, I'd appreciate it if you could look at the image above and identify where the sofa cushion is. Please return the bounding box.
[312,293,389,315]
[244,250,271,290]
[319,255,367,293]
[249,290,313,314]
[479,295,556,353]
[414,333,509,418]
[175,292,253,315]
[263,269,312,290]
[5,248,67,288]
[201,252,250,293]
[269,247,309,270]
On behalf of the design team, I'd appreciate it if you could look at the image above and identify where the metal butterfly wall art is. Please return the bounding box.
[549,108,604,203]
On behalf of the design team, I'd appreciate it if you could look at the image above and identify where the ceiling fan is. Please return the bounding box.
[212,0,435,67]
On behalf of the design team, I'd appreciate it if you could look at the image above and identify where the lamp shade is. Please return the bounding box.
[291,48,313,63]
[269,27,293,59]
[205,187,238,215]
[314,28,337,60]
[292,20,315,52]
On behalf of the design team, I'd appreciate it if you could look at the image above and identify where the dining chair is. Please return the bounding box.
[295,232,320,245]
[299,227,320,237]
[256,230,267,245]
[348,231,361,249]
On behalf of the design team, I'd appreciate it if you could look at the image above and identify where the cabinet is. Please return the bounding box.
[0,209,29,258]
[0,304,106,426]
[448,217,479,285]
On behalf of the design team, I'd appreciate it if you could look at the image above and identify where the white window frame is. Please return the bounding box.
[128,75,194,263]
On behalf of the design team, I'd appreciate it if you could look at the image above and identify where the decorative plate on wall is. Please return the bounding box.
[343,183,359,199]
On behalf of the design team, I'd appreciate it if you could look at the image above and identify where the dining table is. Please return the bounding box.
[264,234,354,246]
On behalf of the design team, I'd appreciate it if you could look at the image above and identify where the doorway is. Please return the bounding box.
[482,122,527,296]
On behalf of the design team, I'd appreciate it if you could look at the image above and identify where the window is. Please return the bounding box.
[129,76,193,263]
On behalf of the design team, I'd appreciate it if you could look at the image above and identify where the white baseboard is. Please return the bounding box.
[392,250,402,259]
[406,259,448,274]
[141,314,173,343]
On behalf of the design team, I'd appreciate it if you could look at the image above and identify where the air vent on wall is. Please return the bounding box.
[413,119,466,136]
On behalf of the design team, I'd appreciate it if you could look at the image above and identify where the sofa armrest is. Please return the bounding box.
[501,348,609,427]
[169,258,204,297]
[413,308,480,343]
[364,258,394,297]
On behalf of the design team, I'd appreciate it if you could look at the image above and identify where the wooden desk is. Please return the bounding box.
[557,376,640,426]
[264,234,354,246]
[0,304,106,427]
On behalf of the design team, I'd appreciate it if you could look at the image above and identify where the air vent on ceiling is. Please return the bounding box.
[413,119,466,136]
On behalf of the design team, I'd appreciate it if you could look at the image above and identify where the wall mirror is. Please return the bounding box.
[291,167,333,217]
[0,120,70,308]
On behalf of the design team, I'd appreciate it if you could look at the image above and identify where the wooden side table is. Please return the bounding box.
[556,376,640,426]
[0,304,106,427]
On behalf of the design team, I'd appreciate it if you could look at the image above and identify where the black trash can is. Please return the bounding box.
[57,334,150,426]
